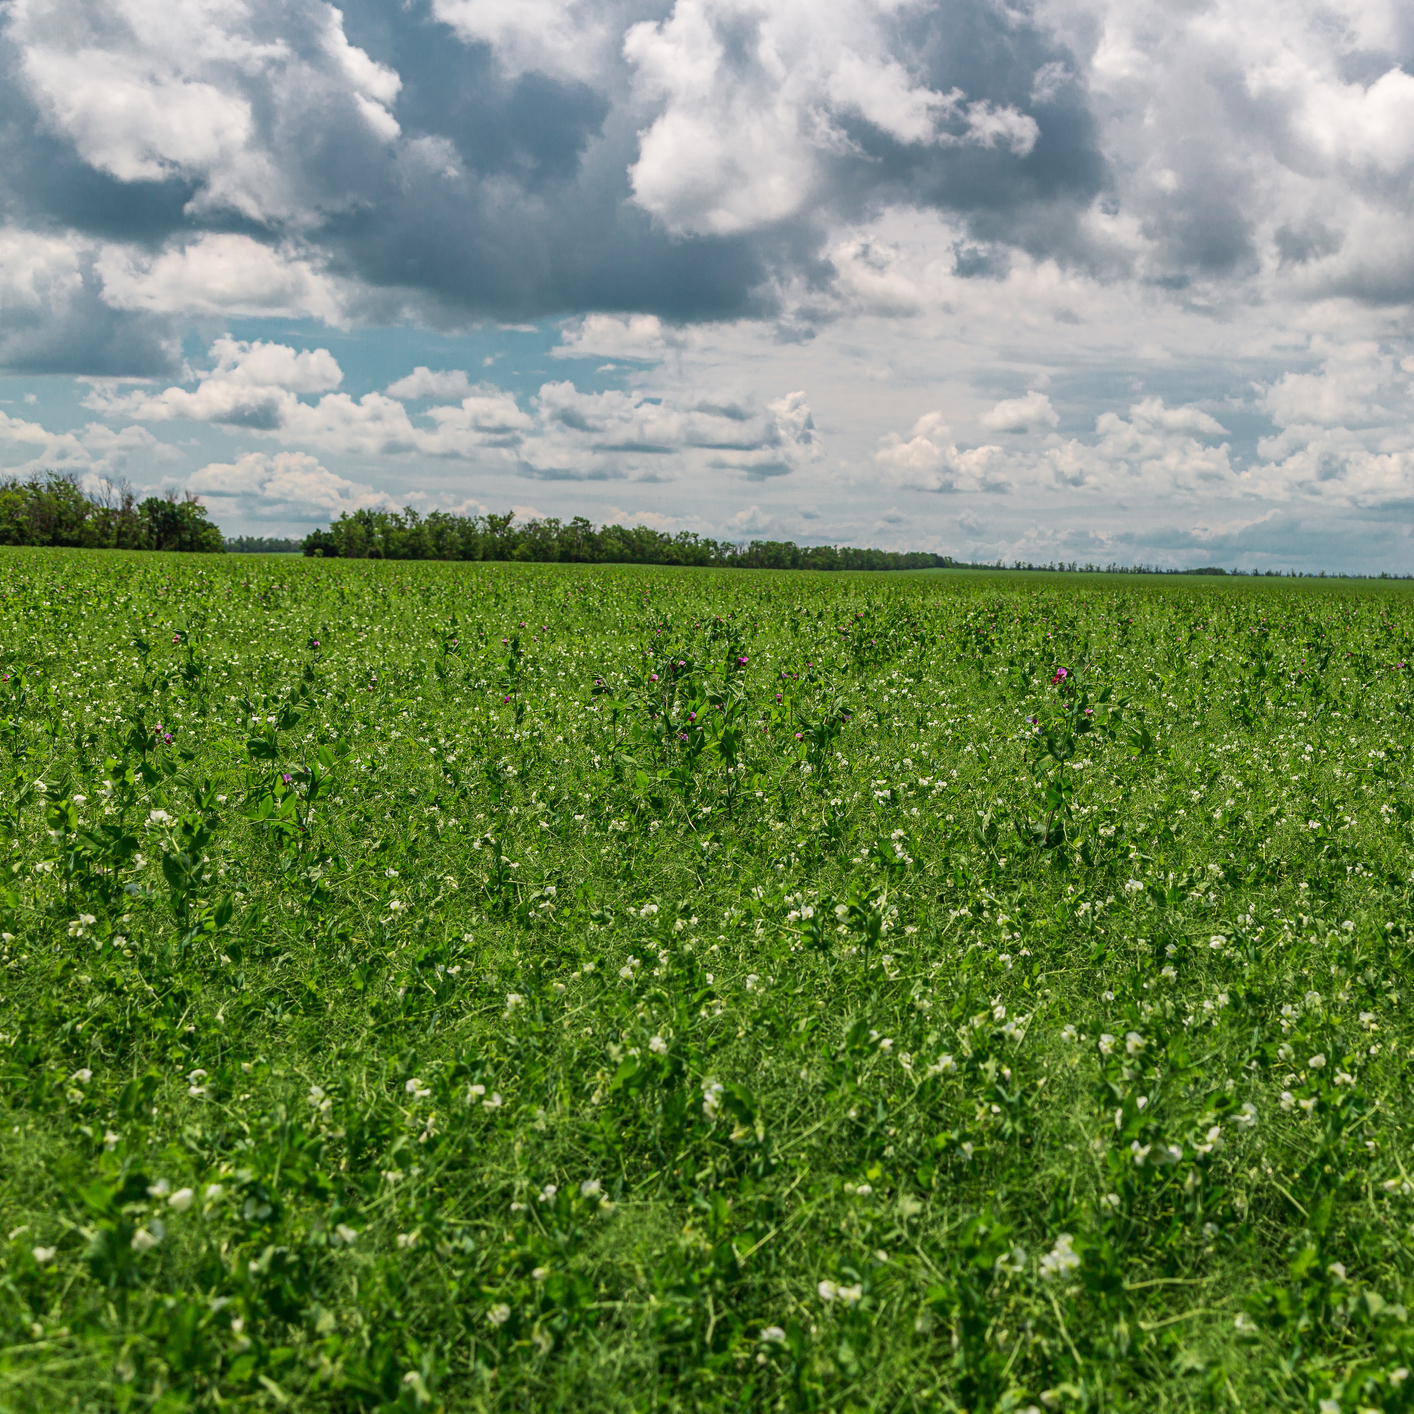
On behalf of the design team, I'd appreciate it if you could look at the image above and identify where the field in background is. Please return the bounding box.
[2,550,1414,1412]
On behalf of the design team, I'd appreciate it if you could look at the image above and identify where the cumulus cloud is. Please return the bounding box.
[623,0,1041,237]
[980,390,1058,432]
[187,450,394,517]
[0,408,170,477]
[430,0,610,81]
[386,367,478,400]
[874,412,1007,493]
[96,236,348,322]
[1043,400,1235,497]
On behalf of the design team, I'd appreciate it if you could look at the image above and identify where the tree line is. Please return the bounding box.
[302,507,950,571]
[0,473,223,553]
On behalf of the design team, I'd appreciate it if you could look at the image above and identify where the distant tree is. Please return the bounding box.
[0,473,224,553]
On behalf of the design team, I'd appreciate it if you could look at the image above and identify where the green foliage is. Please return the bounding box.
[303,508,949,570]
[0,474,223,553]
[2,551,1414,1412]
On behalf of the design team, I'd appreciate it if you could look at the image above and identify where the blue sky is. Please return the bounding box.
[3,0,1414,569]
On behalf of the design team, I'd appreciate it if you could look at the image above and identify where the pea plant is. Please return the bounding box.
[1,552,1414,1414]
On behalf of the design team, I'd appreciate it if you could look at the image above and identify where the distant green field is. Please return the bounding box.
[3,548,1414,1412]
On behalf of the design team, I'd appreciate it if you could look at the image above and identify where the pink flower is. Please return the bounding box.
[1051,667,1070,685]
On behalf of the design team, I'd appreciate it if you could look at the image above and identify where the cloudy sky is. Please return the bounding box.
[2,0,1414,569]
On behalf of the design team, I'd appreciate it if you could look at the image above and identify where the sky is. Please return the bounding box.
[2,0,1414,570]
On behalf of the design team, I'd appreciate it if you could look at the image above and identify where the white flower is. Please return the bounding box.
[205,1184,224,1200]
[102,1130,120,1151]
[167,1188,194,1212]
[335,1223,358,1245]
[648,1036,668,1055]
[385,868,400,879]
[131,1228,161,1253]
[147,1179,171,1199]
[702,1080,724,1119]
[147,810,169,825]
[505,993,525,1012]
[837,1284,863,1305]
[1280,1091,1296,1111]
[580,1179,603,1198]
[1124,1032,1145,1056]
[70,1069,92,1084]
[760,1325,786,1344]
[1040,1233,1081,1278]
[482,1093,503,1109]
[817,1280,839,1302]
[1233,1102,1257,1130]
[387,899,404,913]
[405,1078,431,1100]
[1124,879,1143,893]
[487,1303,511,1327]
[31,1246,56,1264]
[538,1184,558,1203]
[397,1231,419,1249]
[1308,1054,1327,1069]
[1098,1034,1116,1056]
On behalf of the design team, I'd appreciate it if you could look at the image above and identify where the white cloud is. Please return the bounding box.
[623,0,1040,235]
[553,314,683,361]
[187,450,394,515]
[980,390,1058,432]
[8,0,403,222]
[0,229,85,316]
[430,0,608,80]
[0,409,169,477]
[1043,400,1235,497]
[207,338,343,394]
[1258,341,1395,427]
[602,505,690,531]
[385,367,476,400]
[96,235,348,321]
[875,412,1007,493]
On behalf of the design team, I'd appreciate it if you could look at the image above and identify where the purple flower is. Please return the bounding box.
[282,773,292,784]
[1051,667,1070,685]
[737,655,748,665]
[650,673,659,681]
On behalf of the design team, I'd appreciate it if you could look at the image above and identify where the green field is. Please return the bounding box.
[3,549,1414,1413]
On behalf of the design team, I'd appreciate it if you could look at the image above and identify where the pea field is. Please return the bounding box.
[4,550,1414,1414]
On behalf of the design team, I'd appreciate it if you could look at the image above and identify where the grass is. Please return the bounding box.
[1,547,1413,1413]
